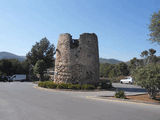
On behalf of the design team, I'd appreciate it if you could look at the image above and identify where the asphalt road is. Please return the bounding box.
[0,82,159,120]
[112,83,147,93]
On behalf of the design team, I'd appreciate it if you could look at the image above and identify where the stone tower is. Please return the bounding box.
[54,33,99,84]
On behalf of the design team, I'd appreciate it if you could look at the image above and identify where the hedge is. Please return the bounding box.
[38,81,112,90]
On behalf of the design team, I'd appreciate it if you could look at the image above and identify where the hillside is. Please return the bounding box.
[0,52,122,64]
[0,52,26,61]
[99,58,123,64]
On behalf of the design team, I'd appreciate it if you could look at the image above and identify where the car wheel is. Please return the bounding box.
[120,81,123,84]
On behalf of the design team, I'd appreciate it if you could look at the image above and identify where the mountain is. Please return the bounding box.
[99,58,123,64]
[0,52,122,64]
[0,52,26,61]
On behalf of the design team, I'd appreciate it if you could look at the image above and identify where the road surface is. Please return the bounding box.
[0,82,159,120]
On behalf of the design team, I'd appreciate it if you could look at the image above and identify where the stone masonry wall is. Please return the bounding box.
[54,33,99,84]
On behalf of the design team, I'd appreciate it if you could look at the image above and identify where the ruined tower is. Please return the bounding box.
[54,33,99,84]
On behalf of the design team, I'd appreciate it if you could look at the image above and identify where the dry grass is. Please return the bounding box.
[126,94,160,104]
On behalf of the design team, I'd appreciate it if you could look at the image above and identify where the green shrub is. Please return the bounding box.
[81,84,95,90]
[38,81,57,88]
[38,82,44,87]
[115,90,126,99]
[39,82,45,88]
[73,84,81,90]
[56,83,68,89]
[47,82,57,89]
[96,80,112,89]
[39,81,100,90]
[45,81,52,88]
[133,64,160,99]
[68,84,81,90]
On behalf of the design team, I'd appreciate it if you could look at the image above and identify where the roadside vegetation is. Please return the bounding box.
[0,37,55,82]
[115,90,126,99]
[38,80,112,90]
[0,59,29,81]
[26,37,56,81]
[100,62,130,83]
[100,10,160,99]
[133,64,160,99]
[132,10,160,99]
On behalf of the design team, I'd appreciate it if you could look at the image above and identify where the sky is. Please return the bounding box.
[0,0,160,61]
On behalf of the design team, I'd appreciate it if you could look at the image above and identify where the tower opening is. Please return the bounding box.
[70,39,79,49]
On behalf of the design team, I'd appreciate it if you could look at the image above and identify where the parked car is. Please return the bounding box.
[0,76,9,82]
[10,74,26,82]
[120,76,133,84]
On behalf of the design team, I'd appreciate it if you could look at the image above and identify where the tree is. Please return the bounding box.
[149,10,160,44]
[129,57,143,74]
[0,59,29,77]
[149,48,156,56]
[99,63,112,77]
[0,59,13,76]
[140,50,148,58]
[26,37,56,81]
[108,67,119,78]
[21,60,30,75]
[148,49,157,64]
[133,64,160,99]
[117,62,129,76]
[140,49,158,65]
[10,59,23,74]
[100,62,130,79]
[33,60,46,81]
[26,37,55,67]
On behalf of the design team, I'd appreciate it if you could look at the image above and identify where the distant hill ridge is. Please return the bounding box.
[99,58,123,64]
[0,52,122,64]
[0,52,26,61]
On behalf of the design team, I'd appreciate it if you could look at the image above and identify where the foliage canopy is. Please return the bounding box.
[133,64,160,99]
[149,10,160,44]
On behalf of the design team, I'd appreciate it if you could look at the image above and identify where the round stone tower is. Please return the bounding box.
[54,33,99,84]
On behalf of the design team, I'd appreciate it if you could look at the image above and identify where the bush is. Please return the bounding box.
[97,79,112,89]
[81,84,95,90]
[38,81,57,88]
[133,64,160,99]
[38,82,45,87]
[47,82,57,89]
[68,84,81,90]
[38,81,101,90]
[115,90,126,99]
[56,83,68,89]
[44,81,52,88]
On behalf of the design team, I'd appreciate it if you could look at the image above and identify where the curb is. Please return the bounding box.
[33,85,113,92]
[34,85,160,106]
[86,96,160,106]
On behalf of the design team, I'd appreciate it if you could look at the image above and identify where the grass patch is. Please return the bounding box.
[126,94,160,103]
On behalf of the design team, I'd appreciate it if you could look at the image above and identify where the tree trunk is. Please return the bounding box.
[148,90,157,99]
[39,74,44,81]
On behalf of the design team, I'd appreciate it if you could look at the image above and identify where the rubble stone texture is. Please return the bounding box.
[54,33,99,84]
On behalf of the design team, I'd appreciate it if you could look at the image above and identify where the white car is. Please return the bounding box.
[120,76,133,84]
